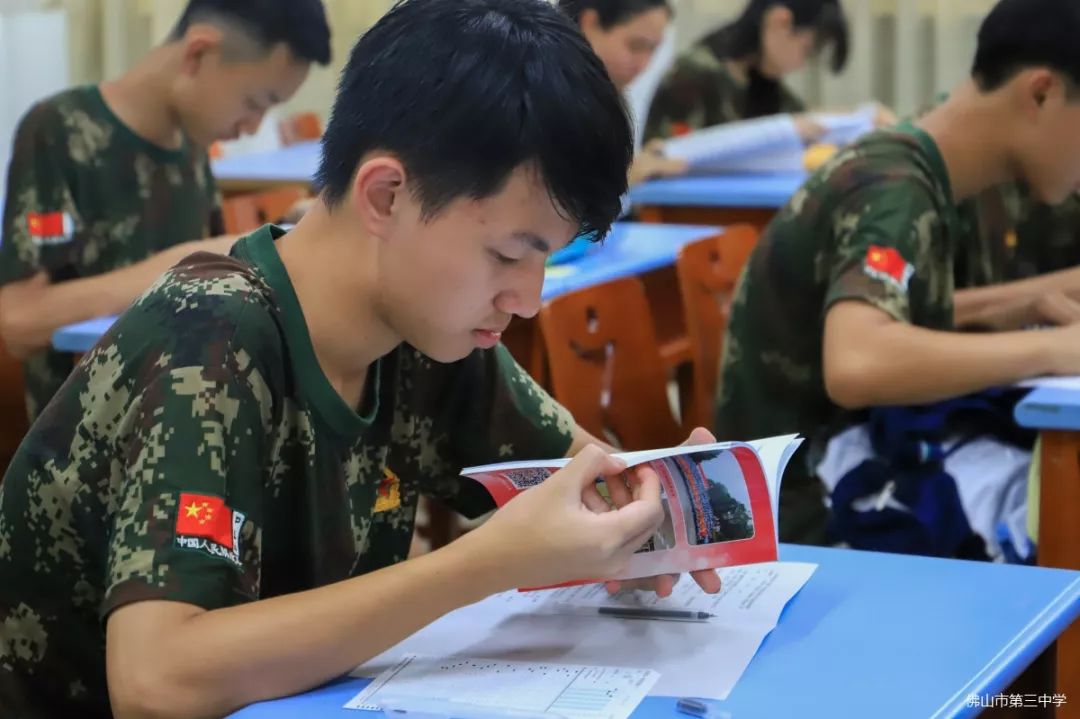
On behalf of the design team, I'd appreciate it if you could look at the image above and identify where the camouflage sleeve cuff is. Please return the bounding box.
[100,573,256,624]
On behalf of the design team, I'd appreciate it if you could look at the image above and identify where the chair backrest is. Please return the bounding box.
[0,314,30,477]
[278,112,323,146]
[676,225,759,429]
[221,186,309,235]
[539,275,683,450]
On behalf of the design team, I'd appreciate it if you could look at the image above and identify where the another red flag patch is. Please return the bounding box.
[175,493,239,556]
[26,211,74,246]
[863,245,914,291]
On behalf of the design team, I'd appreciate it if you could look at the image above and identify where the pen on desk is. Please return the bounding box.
[596,606,715,622]
[378,695,570,719]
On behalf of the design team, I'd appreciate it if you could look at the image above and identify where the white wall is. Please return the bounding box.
[0,9,70,210]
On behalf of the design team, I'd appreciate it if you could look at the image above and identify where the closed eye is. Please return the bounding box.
[489,249,521,266]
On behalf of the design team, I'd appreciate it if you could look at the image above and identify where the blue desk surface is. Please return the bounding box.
[541,222,720,301]
[50,223,721,353]
[229,545,1080,719]
[1015,386,1080,431]
[628,173,805,209]
[212,141,320,184]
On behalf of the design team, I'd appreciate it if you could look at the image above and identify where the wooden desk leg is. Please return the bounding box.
[1038,431,1080,716]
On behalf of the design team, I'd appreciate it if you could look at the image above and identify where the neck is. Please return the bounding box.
[916,80,1016,202]
[99,45,186,149]
[275,202,401,403]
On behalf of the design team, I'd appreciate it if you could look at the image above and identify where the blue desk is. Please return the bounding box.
[1015,386,1080,699]
[211,141,320,192]
[49,223,722,354]
[630,173,806,209]
[629,173,804,231]
[51,316,117,353]
[229,545,1080,719]
[542,222,719,302]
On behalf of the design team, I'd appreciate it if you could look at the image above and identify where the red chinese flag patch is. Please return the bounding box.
[175,493,235,550]
[863,245,914,291]
[26,211,66,237]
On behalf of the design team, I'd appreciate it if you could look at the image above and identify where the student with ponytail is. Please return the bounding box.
[644,0,850,142]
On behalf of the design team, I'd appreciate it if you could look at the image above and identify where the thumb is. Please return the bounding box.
[680,427,717,446]
[554,444,627,493]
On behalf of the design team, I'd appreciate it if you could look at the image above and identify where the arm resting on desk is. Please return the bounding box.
[0,236,235,358]
[954,266,1080,329]
[823,300,1077,409]
[106,544,507,719]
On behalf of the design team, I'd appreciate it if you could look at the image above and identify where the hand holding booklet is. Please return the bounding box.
[461,434,802,583]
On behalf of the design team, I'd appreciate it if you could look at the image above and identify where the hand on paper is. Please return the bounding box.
[628,139,689,185]
[793,114,826,144]
[599,427,723,598]
[466,444,666,589]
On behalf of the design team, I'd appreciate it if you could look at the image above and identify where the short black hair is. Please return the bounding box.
[317,0,633,240]
[972,0,1080,93]
[171,0,332,66]
[558,0,672,30]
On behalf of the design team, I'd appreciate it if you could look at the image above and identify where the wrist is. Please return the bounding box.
[437,524,525,596]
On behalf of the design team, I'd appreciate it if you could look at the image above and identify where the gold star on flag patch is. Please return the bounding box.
[375,468,402,512]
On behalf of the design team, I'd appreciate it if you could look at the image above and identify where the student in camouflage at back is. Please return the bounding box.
[717,0,1080,545]
[0,1,721,717]
[0,0,331,421]
[643,0,849,143]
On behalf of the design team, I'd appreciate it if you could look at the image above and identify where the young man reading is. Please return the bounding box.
[0,1,718,717]
[716,0,1080,545]
[0,0,331,420]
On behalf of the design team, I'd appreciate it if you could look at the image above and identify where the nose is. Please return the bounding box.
[496,264,545,319]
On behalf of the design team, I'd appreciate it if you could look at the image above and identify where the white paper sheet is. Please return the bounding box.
[353,562,816,701]
[346,654,658,719]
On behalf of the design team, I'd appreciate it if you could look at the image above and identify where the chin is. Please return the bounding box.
[410,339,474,364]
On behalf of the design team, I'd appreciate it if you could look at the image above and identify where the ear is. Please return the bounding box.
[763,5,795,34]
[178,24,225,77]
[350,156,408,238]
[1017,68,1059,116]
[579,8,602,35]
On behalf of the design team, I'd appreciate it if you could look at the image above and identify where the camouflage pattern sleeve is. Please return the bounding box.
[822,178,950,325]
[0,102,84,285]
[644,46,733,141]
[98,268,279,617]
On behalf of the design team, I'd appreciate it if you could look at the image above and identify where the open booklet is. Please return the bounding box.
[661,104,877,174]
[461,435,803,583]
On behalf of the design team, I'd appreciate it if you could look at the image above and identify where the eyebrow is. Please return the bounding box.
[513,232,552,254]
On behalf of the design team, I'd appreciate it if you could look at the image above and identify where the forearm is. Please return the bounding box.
[955,266,1080,325]
[0,243,198,357]
[826,321,1052,408]
[110,539,511,719]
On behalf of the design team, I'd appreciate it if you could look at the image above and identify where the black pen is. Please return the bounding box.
[596,606,715,622]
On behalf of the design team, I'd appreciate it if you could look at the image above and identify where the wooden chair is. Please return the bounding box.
[675,224,759,430]
[539,275,683,450]
[221,186,310,235]
[278,112,323,146]
[0,308,30,477]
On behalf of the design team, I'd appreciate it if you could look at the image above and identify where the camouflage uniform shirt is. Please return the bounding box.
[644,43,805,141]
[715,125,958,544]
[0,225,574,718]
[0,85,223,420]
